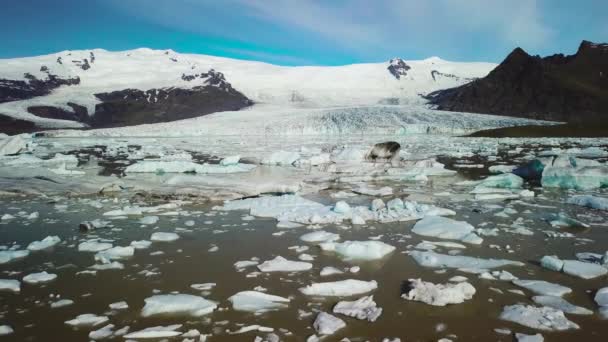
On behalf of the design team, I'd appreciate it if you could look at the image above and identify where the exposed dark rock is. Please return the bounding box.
[0,113,38,135]
[427,40,608,123]
[388,58,411,79]
[90,52,95,63]
[91,83,252,128]
[27,102,89,123]
[0,73,80,103]
[430,70,472,82]
[56,57,62,64]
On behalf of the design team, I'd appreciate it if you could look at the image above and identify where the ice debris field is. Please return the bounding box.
[0,132,608,341]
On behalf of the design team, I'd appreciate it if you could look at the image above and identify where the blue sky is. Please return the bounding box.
[1,0,606,65]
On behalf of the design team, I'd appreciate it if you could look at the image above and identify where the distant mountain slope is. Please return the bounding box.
[0,49,495,133]
[426,41,608,122]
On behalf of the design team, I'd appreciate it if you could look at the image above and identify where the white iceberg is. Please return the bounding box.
[412,216,482,244]
[333,295,382,322]
[499,304,579,331]
[65,313,109,327]
[78,240,112,252]
[0,250,29,264]
[23,271,57,284]
[409,251,524,270]
[123,325,183,339]
[257,256,312,272]
[300,231,340,243]
[94,246,134,263]
[567,195,608,211]
[300,279,378,297]
[512,280,572,297]
[150,232,180,242]
[319,240,395,261]
[313,312,346,335]
[402,279,476,306]
[141,294,217,317]
[0,135,27,156]
[27,236,61,251]
[532,295,593,315]
[0,279,20,293]
[261,151,300,166]
[228,291,290,313]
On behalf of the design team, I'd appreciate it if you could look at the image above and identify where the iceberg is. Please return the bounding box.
[532,296,593,315]
[318,240,395,261]
[123,325,183,339]
[499,304,579,331]
[313,312,346,335]
[150,232,180,242]
[567,195,608,211]
[402,279,475,306]
[409,251,524,270]
[512,280,572,297]
[228,291,290,313]
[332,295,382,322]
[412,216,482,244]
[257,256,312,272]
[27,236,61,251]
[141,294,217,317]
[23,271,57,284]
[261,151,300,166]
[300,279,378,297]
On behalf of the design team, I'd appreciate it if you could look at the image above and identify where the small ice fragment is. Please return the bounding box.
[65,313,109,327]
[319,240,395,261]
[300,231,340,243]
[150,232,180,242]
[300,279,378,297]
[512,280,572,297]
[228,291,290,313]
[402,279,475,306]
[257,256,312,272]
[27,236,61,251]
[141,294,217,317]
[123,324,183,339]
[23,271,57,284]
[333,295,382,322]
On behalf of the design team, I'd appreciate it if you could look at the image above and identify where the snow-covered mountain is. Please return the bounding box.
[0,48,497,133]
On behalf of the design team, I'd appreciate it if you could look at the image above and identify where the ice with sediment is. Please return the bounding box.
[409,251,524,271]
[0,250,29,264]
[94,246,134,263]
[228,291,290,313]
[313,312,346,335]
[318,240,395,261]
[300,279,378,297]
[65,313,109,327]
[499,304,579,331]
[532,296,593,315]
[141,294,217,317]
[412,216,482,244]
[567,195,608,211]
[512,280,572,297]
[300,231,340,243]
[27,236,61,251]
[0,279,20,293]
[333,295,382,322]
[125,160,256,173]
[23,271,57,284]
[78,240,112,252]
[257,256,312,272]
[150,232,180,242]
[123,324,183,339]
[402,279,476,306]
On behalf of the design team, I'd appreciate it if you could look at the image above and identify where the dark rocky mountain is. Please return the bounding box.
[387,58,411,79]
[0,71,80,103]
[426,41,608,122]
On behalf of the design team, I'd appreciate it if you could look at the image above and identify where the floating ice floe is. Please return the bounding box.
[0,279,20,293]
[141,294,217,317]
[89,324,130,340]
[27,236,61,251]
[300,231,340,243]
[139,216,159,225]
[89,261,124,270]
[512,280,572,297]
[320,267,344,276]
[546,213,589,228]
[0,250,29,264]
[51,299,74,308]
[333,295,382,322]
[499,304,579,331]
[150,232,180,242]
[0,325,13,336]
[539,255,608,279]
[409,251,524,272]
[78,240,112,252]
[318,240,396,261]
[594,287,608,318]
[313,312,346,335]
[402,279,476,306]
[412,216,482,244]
[261,151,300,166]
[515,333,544,342]
[130,240,152,249]
[125,160,256,173]
[123,324,183,339]
[228,291,290,313]
[415,241,467,251]
[489,165,516,174]
[94,246,134,263]
[567,195,608,211]
[222,194,454,225]
[23,271,57,284]
[353,185,393,196]
[300,279,378,297]
[532,296,593,315]
[541,156,608,190]
[257,256,312,272]
[109,301,129,310]
[65,313,110,327]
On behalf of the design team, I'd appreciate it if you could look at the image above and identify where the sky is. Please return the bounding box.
[1,0,606,65]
